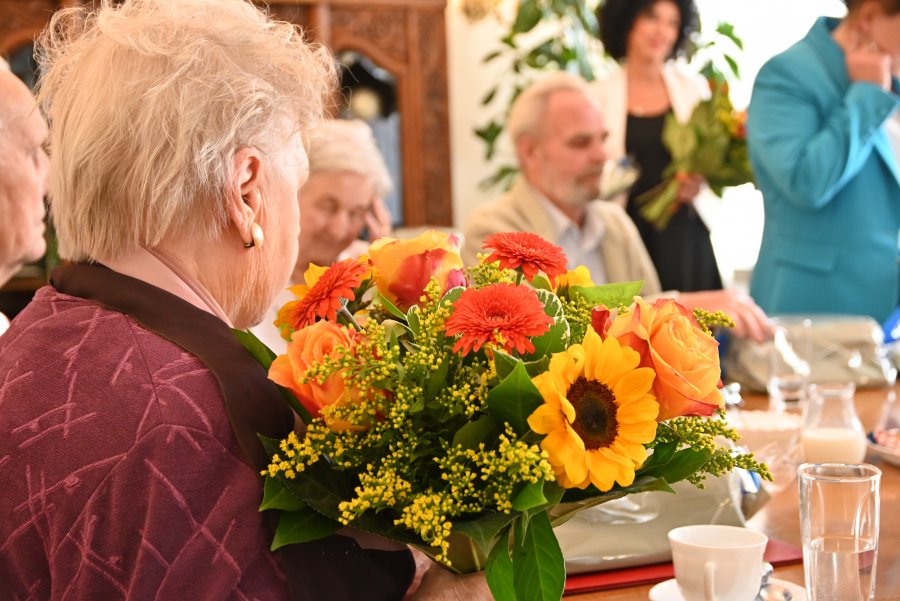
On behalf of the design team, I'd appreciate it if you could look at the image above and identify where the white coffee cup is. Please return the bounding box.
[668,524,768,601]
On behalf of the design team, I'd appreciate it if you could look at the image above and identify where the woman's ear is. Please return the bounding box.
[855,1,885,34]
[226,146,264,246]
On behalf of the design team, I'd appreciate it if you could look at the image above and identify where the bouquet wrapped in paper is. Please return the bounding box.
[238,230,769,601]
[636,80,754,230]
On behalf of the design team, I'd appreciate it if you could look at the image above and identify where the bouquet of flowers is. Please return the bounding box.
[636,79,754,230]
[240,230,769,601]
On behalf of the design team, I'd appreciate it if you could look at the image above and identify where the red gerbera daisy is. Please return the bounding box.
[482,232,568,286]
[276,258,368,333]
[444,283,554,356]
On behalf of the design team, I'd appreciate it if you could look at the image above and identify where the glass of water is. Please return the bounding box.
[798,463,881,601]
[768,320,811,414]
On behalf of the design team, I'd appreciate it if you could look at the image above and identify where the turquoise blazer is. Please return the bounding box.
[747,17,900,323]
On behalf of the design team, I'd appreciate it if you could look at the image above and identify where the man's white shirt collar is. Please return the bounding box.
[531,187,608,284]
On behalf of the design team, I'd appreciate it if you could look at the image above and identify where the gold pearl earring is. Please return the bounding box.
[249,222,264,249]
[243,222,264,249]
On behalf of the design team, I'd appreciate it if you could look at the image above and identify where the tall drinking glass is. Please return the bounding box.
[768,320,811,414]
[798,463,881,601]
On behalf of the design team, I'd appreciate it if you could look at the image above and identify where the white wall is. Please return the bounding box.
[445,0,847,287]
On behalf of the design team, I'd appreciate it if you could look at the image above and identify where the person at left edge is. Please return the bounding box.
[0,1,491,600]
[0,57,49,334]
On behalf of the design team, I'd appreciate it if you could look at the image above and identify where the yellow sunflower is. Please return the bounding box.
[553,265,595,292]
[527,327,659,491]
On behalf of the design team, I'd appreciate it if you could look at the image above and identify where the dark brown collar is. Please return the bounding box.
[50,263,294,470]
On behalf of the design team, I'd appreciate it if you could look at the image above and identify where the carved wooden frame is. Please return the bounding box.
[0,0,454,227]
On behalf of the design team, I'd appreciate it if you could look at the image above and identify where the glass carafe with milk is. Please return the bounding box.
[801,383,867,463]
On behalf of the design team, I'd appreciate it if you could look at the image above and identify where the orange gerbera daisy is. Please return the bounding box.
[482,232,568,286]
[444,283,554,355]
[275,258,368,338]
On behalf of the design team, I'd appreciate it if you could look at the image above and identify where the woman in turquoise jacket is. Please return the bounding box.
[747,0,900,323]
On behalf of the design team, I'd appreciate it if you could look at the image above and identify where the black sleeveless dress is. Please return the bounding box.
[625,111,723,292]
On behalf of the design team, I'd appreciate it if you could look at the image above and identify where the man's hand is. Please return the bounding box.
[678,289,773,343]
[410,564,492,601]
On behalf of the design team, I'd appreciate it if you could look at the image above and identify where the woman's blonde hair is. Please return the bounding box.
[307,119,392,198]
[36,0,337,262]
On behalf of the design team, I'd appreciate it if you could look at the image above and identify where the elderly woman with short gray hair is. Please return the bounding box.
[0,1,488,599]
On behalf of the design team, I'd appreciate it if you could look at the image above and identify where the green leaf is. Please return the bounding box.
[716,21,744,50]
[234,329,312,422]
[407,306,422,337]
[452,512,517,555]
[512,0,543,34]
[723,53,740,78]
[492,348,519,380]
[482,49,503,64]
[258,433,281,458]
[441,286,465,307]
[663,118,698,164]
[637,178,680,231]
[691,135,729,174]
[474,120,502,145]
[486,361,545,435]
[233,328,277,369]
[640,440,678,471]
[641,446,713,484]
[380,318,412,342]
[512,481,547,512]
[530,273,552,291]
[486,534,516,601]
[271,507,341,550]
[452,414,499,450]
[425,353,451,400]
[481,85,498,106]
[570,280,644,309]
[526,291,570,359]
[512,511,565,601]
[478,165,519,191]
[272,458,424,549]
[378,292,406,320]
[260,476,306,512]
[493,349,550,380]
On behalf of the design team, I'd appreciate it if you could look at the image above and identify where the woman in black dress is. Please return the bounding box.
[595,0,722,293]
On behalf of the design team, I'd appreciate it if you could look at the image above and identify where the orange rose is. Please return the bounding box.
[368,230,466,312]
[600,297,723,421]
[268,320,364,431]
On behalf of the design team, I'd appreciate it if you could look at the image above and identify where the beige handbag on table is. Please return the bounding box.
[722,314,897,393]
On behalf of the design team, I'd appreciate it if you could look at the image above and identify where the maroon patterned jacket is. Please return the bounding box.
[0,264,414,601]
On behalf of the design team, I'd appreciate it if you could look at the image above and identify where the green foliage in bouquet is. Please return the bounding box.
[635,79,754,230]
[240,230,770,601]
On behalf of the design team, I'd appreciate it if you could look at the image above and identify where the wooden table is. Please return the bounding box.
[566,385,900,600]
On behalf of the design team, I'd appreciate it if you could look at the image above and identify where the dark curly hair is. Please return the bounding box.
[845,0,900,14]
[597,0,699,62]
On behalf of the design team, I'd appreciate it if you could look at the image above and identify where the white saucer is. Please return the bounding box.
[648,577,807,600]
[868,434,900,467]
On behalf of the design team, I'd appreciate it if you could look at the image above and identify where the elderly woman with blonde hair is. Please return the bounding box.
[253,118,394,350]
[296,118,393,275]
[0,1,488,599]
